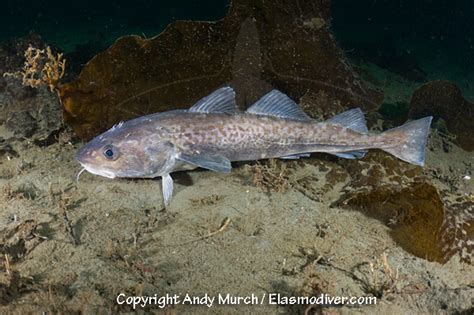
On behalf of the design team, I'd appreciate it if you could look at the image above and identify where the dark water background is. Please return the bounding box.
[1,0,473,88]
[332,0,474,87]
[1,0,228,51]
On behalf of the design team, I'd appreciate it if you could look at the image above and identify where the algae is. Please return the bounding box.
[58,0,383,140]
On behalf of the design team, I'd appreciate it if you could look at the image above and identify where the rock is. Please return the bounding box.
[0,33,45,75]
[409,80,474,151]
[0,77,63,141]
[58,0,383,140]
[5,110,37,138]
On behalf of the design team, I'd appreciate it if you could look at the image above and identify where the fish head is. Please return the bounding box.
[76,122,176,179]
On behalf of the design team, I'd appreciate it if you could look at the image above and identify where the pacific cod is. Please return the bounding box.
[76,87,432,206]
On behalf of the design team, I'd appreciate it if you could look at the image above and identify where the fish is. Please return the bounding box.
[76,87,432,206]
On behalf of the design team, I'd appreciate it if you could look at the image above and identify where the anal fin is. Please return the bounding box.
[279,153,311,160]
[330,150,367,159]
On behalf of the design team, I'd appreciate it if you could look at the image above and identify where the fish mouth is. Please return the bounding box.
[78,163,117,179]
[76,149,117,179]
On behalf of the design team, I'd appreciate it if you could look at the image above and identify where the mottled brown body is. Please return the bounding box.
[154,112,390,166]
[76,87,431,206]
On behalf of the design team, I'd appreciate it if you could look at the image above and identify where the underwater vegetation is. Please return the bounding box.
[0,0,473,313]
[0,0,471,266]
[58,0,383,140]
[409,80,474,151]
[0,35,63,141]
[332,151,473,264]
[3,45,65,93]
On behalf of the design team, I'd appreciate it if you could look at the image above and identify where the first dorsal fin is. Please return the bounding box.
[189,87,237,113]
[326,108,368,133]
[246,90,312,121]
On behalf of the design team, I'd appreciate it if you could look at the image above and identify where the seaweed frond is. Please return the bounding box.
[3,45,66,92]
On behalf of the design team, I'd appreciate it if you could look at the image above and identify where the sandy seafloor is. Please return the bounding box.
[0,108,473,314]
[0,45,473,311]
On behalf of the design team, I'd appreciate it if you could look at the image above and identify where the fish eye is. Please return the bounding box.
[103,145,118,160]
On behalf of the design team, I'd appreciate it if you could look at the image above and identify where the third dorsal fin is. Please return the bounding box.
[326,108,368,133]
[246,90,312,121]
[189,87,237,114]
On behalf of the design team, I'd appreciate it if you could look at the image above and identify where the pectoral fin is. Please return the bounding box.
[162,173,173,207]
[177,153,231,173]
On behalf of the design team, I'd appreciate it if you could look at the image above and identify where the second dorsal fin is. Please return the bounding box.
[246,90,312,121]
[189,86,237,113]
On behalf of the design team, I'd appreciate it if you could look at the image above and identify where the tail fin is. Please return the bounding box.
[381,116,433,166]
